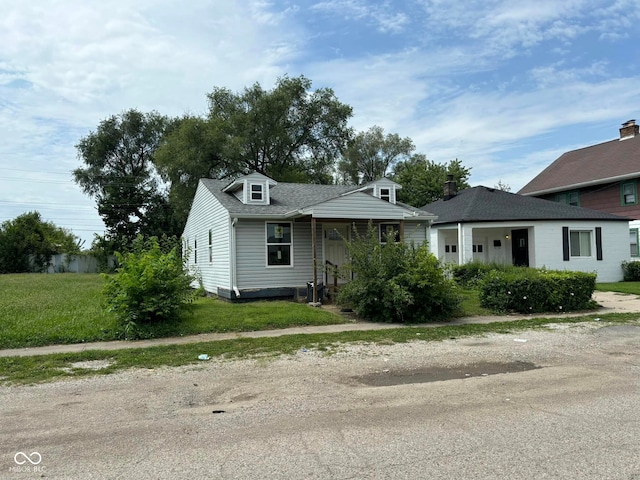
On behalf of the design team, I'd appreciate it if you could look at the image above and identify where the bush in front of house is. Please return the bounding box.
[479,268,596,313]
[337,224,460,323]
[621,261,640,281]
[451,261,518,287]
[103,236,197,338]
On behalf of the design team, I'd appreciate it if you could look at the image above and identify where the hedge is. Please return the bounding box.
[479,269,596,313]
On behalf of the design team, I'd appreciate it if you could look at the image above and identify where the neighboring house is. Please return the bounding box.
[421,182,630,282]
[182,172,435,301]
[519,119,640,258]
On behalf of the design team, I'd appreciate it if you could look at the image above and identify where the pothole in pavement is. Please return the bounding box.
[354,361,541,387]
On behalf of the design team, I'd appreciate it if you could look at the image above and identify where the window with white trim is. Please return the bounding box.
[250,183,264,202]
[266,222,292,266]
[570,230,592,257]
[380,188,391,202]
[630,229,639,257]
[380,223,400,244]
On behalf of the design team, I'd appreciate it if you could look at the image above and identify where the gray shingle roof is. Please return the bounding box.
[421,186,630,225]
[201,179,433,217]
[518,134,640,195]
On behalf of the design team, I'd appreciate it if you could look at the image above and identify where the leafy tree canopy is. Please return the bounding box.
[0,211,80,273]
[338,126,415,184]
[154,75,354,228]
[206,75,353,183]
[73,109,177,251]
[392,155,471,207]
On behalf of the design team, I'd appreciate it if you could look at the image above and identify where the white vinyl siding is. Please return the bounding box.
[306,192,409,219]
[236,219,313,289]
[181,181,231,293]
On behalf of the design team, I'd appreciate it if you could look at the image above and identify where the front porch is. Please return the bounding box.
[431,224,536,267]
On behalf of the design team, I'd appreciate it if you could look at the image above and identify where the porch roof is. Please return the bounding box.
[421,186,630,225]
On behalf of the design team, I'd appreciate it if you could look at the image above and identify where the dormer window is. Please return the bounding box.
[250,183,264,202]
[380,188,391,202]
[223,173,276,205]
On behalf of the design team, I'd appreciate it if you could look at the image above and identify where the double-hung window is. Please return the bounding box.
[556,191,580,206]
[621,182,637,206]
[569,230,592,257]
[631,229,639,257]
[250,183,264,202]
[266,222,292,266]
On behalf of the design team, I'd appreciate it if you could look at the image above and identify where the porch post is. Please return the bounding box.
[312,216,318,303]
[399,220,405,241]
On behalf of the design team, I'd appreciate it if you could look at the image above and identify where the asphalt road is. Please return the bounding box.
[2,322,639,479]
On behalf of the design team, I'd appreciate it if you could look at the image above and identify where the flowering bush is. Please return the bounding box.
[479,269,596,313]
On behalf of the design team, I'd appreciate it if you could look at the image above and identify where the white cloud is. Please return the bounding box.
[311,0,409,33]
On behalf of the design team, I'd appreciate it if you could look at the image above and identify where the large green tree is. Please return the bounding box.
[73,109,176,250]
[206,75,353,182]
[155,76,354,228]
[0,212,80,273]
[392,155,471,207]
[154,115,229,229]
[338,126,415,184]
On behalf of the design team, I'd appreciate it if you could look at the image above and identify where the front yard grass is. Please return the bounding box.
[0,275,491,350]
[596,282,640,296]
[0,274,347,349]
[1,313,638,385]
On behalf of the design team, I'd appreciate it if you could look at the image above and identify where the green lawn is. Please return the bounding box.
[0,274,347,349]
[596,282,640,295]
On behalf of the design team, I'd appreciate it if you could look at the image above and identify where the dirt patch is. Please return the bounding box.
[354,361,541,386]
[68,359,114,370]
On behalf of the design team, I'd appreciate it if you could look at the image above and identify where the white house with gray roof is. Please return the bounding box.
[422,184,630,282]
[182,173,435,301]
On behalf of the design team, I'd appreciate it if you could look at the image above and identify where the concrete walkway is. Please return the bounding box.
[1,291,639,358]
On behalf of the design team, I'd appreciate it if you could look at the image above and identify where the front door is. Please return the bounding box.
[323,224,349,286]
[511,229,529,267]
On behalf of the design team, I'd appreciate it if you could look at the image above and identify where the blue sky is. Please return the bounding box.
[1,0,639,246]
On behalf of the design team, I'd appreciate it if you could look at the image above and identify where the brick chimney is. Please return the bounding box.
[619,119,639,140]
[444,174,457,201]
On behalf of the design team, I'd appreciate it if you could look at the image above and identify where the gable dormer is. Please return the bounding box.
[369,178,401,204]
[222,172,277,205]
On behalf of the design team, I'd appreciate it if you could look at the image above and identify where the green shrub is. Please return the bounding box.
[479,269,596,313]
[451,261,516,287]
[103,236,196,337]
[337,224,460,322]
[621,261,640,281]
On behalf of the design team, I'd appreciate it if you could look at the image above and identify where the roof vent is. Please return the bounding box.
[620,119,639,141]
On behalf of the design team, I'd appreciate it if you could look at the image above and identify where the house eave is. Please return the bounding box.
[521,171,640,196]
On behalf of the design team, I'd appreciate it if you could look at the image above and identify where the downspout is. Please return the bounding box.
[231,218,240,297]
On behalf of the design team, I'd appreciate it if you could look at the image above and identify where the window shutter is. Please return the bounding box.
[595,227,603,261]
[562,227,569,261]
